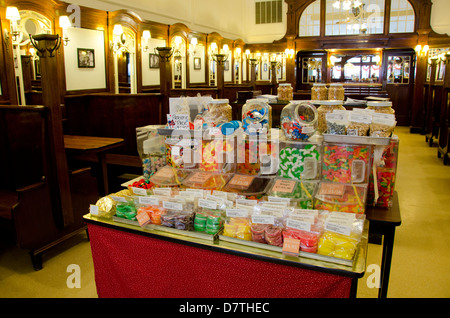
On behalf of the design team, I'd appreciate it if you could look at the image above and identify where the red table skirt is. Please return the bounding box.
[87,223,353,298]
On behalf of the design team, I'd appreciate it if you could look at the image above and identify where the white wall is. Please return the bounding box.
[63,27,106,91]
[141,38,166,86]
[189,45,206,84]
[431,0,450,36]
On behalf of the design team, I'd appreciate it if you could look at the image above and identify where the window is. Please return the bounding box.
[299,0,321,37]
[256,0,283,24]
[386,55,411,84]
[389,0,415,33]
[325,0,385,36]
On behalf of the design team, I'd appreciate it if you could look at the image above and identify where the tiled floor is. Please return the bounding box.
[0,127,449,298]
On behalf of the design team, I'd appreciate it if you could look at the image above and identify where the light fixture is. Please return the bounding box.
[209,42,218,56]
[189,37,197,55]
[142,30,151,52]
[333,0,368,34]
[234,47,241,60]
[59,16,71,46]
[222,44,229,54]
[6,6,21,43]
[415,44,429,57]
[172,36,184,57]
[285,48,294,58]
[112,24,125,52]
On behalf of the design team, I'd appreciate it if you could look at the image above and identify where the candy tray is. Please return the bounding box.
[112,216,219,242]
[218,234,356,267]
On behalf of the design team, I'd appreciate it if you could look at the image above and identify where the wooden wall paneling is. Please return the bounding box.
[0,13,18,105]
[188,30,208,87]
[437,56,450,164]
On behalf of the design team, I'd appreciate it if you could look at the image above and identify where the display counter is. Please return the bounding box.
[83,212,368,298]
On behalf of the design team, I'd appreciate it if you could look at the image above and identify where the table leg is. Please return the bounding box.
[98,152,109,195]
[378,228,396,298]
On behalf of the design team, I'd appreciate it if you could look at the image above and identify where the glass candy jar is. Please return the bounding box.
[316,100,346,134]
[280,101,318,141]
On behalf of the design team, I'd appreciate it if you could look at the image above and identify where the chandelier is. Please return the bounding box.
[333,0,362,10]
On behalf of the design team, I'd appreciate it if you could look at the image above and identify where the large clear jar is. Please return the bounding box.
[280,101,318,141]
[277,83,293,101]
[207,99,232,124]
[328,83,345,101]
[242,99,272,134]
[316,100,346,134]
[366,101,395,114]
[311,83,328,100]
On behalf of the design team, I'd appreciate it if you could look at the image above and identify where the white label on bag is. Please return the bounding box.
[235,199,258,206]
[198,199,218,210]
[325,220,352,236]
[139,196,160,205]
[132,187,147,196]
[252,215,275,225]
[226,208,248,218]
[260,206,284,217]
[163,201,183,211]
[153,188,172,196]
[286,218,312,232]
[110,196,127,203]
[268,196,291,203]
[89,205,99,216]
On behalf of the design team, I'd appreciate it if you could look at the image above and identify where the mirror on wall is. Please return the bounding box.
[386,55,410,84]
[329,53,381,83]
[171,36,186,89]
[302,57,322,84]
[6,9,51,104]
[112,25,137,93]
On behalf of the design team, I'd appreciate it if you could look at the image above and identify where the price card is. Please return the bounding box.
[131,187,147,196]
[286,218,312,232]
[318,183,345,197]
[167,114,189,130]
[89,205,99,216]
[282,237,300,256]
[271,179,296,193]
[251,215,275,225]
[198,199,218,210]
[138,196,160,205]
[226,208,248,218]
[153,188,172,196]
[228,175,255,188]
[186,172,211,184]
[163,201,183,211]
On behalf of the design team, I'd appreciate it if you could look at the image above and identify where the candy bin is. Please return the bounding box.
[149,166,192,194]
[199,135,236,173]
[316,101,346,134]
[223,174,272,200]
[165,135,199,169]
[322,142,372,184]
[311,83,328,101]
[367,136,399,207]
[266,178,318,209]
[236,135,277,176]
[278,138,322,180]
[314,182,368,214]
[182,170,232,194]
[136,125,166,182]
[277,83,293,102]
[280,101,318,141]
[327,83,345,101]
[366,101,395,114]
[241,99,272,134]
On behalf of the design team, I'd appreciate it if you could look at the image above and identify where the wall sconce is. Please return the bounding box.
[59,16,71,46]
[209,42,218,57]
[234,47,241,61]
[245,49,251,59]
[285,48,295,58]
[6,6,21,43]
[189,37,197,55]
[330,55,337,66]
[112,24,124,52]
[415,44,429,57]
[373,54,381,66]
[142,30,151,52]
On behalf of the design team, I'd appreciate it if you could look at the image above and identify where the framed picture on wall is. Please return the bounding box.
[194,57,201,70]
[149,54,159,69]
[77,48,95,68]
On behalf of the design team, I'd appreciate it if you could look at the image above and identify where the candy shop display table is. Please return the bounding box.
[83,213,368,298]
[64,135,124,195]
[365,191,402,298]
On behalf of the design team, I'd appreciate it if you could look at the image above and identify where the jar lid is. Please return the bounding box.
[279,83,292,86]
[367,101,392,107]
[209,99,229,104]
[313,83,326,86]
[329,83,344,86]
[317,100,344,106]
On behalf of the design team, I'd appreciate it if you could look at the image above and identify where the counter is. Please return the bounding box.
[83,212,369,298]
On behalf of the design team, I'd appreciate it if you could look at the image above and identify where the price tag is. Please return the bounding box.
[167,114,189,130]
[282,237,300,256]
[138,196,160,205]
[318,183,345,196]
[286,218,312,232]
[198,199,218,210]
[163,201,183,211]
[153,188,172,196]
[89,205,99,216]
[228,175,254,188]
[226,208,248,218]
[131,187,147,196]
[271,179,296,193]
[251,215,275,225]
[110,196,127,203]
